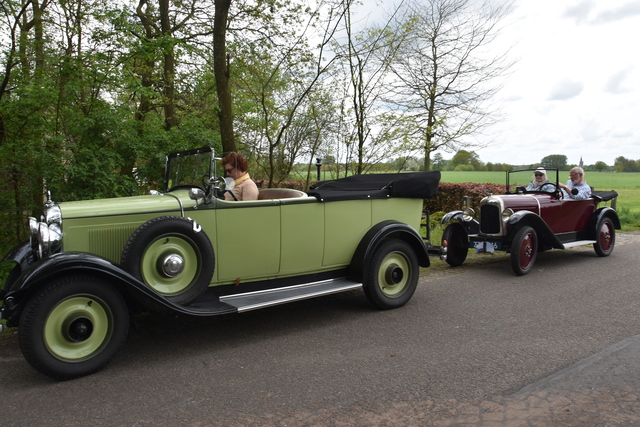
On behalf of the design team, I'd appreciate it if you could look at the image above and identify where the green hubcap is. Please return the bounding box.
[44,296,112,361]
[378,252,410,297]
[141,234,199,295]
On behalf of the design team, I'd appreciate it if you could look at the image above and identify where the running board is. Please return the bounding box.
[562,240,596,249]
[219,278,363,312]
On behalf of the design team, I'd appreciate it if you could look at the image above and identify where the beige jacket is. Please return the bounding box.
[225,173,259,201]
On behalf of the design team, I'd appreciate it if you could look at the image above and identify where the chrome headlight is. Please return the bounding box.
[502,208,514,222]
[44,204,62,226]
[462,208,476,222]
[29,201,63,259]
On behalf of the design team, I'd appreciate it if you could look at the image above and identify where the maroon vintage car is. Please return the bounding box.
[440,169,620,275]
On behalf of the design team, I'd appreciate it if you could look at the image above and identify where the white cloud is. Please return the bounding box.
[562,0,596,24]
[548,79,584,100]
[605,68,634,94]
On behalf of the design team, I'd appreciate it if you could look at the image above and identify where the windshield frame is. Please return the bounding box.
[164,146,215,192]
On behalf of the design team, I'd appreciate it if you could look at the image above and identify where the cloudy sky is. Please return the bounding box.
[473,0,640,167]
[359,0,640,167]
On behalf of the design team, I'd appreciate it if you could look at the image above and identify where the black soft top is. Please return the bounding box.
[591,190,618,202]
[307,171,441,202]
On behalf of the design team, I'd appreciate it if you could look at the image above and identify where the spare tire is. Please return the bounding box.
[121,216,214,305]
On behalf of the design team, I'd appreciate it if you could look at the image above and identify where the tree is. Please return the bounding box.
[594,161,608,172]
[541,154,567,170]
[614,156,640,172]
[335,0,410,175]
[451,149,480,169]
[233,1,349,185]
[384,0,514,171]
[213,0,235,152]
[431,152,447,171]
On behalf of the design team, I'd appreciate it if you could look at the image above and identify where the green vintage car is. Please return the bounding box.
[0,147,440,379]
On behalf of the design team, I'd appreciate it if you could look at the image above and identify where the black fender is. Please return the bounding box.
[506,210,564,249]
[2,241,34,281]
[441,211,479,235]
[3,252,235,324]
[347,220,429,282]
[587,207,621,239]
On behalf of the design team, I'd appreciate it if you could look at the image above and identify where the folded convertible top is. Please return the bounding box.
[307,171,441,201]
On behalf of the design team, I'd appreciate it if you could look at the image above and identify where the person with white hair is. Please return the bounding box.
[525,167,555,192]
[559,166,591,200]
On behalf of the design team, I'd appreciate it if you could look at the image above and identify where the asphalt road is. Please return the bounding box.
[1,233,640,426]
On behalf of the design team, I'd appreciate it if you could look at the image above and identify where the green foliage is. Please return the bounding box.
[594,161,608,172]
[453,164,474,171]
[423,182,506,213]
[541,154,568,170]
[617,206,640,231]
[614,156,640,173]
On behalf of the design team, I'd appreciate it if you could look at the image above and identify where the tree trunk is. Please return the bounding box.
[213,0,236,153]
[159,0,178,130]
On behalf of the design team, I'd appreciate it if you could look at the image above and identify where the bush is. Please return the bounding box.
[617,206,640,230]
[424,182,506,213]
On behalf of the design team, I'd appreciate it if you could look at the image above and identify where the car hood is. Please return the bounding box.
[59,191,196,219]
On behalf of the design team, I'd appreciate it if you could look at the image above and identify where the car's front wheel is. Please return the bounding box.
[593,217,615,257]
[18,274,129,380]
[510,226,537,276]
[363,239,419,310]
[442,223,468,267]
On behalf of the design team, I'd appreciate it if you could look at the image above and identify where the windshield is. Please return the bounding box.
[507,169,559,193]
[165,147,215,192]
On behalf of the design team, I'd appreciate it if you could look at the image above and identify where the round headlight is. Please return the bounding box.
[462,208,475,222]
[502,208,514,221]
[38,222,50,258]
[44,205,62,226]
[29,217,40,253]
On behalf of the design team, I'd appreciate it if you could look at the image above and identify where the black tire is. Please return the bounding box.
[510,226,537,276]
[442,223,469,267]
[363,239,419,310]
[121,216,214,305]
[18,274,129,380]
[593,217,615,257]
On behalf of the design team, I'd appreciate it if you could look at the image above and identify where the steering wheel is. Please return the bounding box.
[547,183,563,199]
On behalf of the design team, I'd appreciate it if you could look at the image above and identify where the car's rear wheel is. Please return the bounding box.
[593,217,615,257]
[510,226,537,276]
[121,216,214,305]
[442,223,468,267]
[19,274,129,380]
[363,239,419,310]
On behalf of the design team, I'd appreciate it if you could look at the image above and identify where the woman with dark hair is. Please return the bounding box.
[220,152,259,201]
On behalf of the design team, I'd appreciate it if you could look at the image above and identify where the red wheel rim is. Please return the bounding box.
[518,232,536,270]
[599,221,613,252]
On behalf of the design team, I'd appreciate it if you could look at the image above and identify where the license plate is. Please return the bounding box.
[469,240,502,253]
